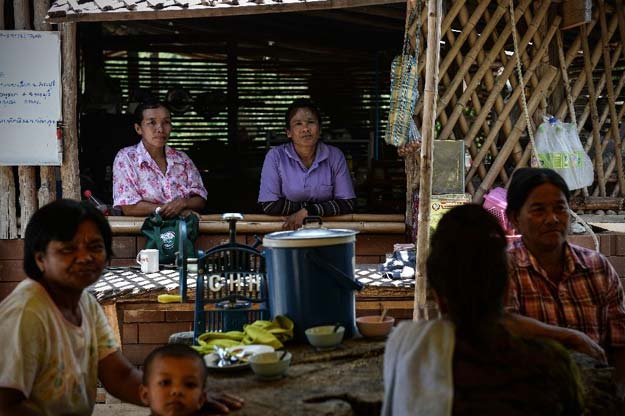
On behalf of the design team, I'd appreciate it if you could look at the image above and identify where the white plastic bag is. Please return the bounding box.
[535,117,594,190]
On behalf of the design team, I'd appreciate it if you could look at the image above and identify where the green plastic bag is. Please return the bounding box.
[140,212,199,264]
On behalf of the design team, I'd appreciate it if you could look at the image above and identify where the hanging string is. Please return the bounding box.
[509,0,598,251]
[509,0,539,167]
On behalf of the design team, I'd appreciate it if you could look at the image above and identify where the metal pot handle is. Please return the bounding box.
[305,250,364,292]
[302,216,323,229]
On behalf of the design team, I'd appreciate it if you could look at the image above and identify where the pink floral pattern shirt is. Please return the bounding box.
[113,141,207,207]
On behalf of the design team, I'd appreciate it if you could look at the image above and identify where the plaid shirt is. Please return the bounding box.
[507,239,625,348]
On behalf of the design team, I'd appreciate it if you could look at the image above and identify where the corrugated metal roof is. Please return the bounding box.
[46,0,405,23]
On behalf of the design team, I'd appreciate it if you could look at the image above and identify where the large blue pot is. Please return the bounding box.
[263,218,362,341]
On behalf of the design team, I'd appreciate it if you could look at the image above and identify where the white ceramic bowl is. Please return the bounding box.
[305,325,345,348]
[248,351,292,379]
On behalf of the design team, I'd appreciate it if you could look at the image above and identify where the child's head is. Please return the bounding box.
[140,344,208,416]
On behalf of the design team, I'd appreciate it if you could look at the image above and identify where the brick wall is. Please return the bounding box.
[118,306,195,365]
[568,234,625,285]
[0,239,26,300]
[108,233,400,268]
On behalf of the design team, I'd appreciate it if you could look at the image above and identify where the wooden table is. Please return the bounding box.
[208,338,385,416]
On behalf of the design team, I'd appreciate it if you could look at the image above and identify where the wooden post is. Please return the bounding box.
[15,0,39,235]
[35,0,57,207]
[0,1,18,240]
[60,22,81,200]
[598,0,625,195]
[580,25,606,196]
[403,0,420,235]
[414,0,442,321]
[13,0,30,30]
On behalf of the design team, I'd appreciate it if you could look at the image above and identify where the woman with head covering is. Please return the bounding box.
[258,98,356,230]
[113,99,207,218]
[383,204,583,415]
[504,167,625,396]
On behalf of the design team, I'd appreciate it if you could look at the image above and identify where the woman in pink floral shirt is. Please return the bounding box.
[113,100,207,218]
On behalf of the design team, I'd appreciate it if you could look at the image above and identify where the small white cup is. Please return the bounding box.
[136,249,159,273]
[187,258,198,273]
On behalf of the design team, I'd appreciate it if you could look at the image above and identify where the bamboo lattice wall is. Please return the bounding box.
[408,0,625,203]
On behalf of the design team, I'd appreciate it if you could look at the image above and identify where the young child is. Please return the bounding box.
[140,344,208,416]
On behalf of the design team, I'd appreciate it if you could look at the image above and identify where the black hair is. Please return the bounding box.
[426,204,508,337]
[133,98,171,126]
[505,168,570,217]
[23,199,113,281]
[285,98,322,129]
[142,344,208,387]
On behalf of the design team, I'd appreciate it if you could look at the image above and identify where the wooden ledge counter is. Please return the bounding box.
[106,214,406,235]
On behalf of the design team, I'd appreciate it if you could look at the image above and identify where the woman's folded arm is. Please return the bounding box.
[260,198,355,217]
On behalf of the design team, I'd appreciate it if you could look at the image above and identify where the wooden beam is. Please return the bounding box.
[415,0,442,321]
[35,0,58,208]
[0,168,17,239]
[97,33,379,59]
[569,196,624,211]
[598,0,625,196]
[18,168,37,237]
[348,5,405,20]
[0,0,17,240]
[13,0,30,29]
[580,25,606,196]
[310,10,402,30]
[47,0,406,23]
[107,218,406,234]
[15,0,39,234]
[60,22,81,200]
[35,0,52,30]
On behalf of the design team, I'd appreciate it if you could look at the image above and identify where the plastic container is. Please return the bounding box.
[263,217,362,341]
[483,187,512,233]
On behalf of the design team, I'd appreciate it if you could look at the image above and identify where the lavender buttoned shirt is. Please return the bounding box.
[258,141,356,203]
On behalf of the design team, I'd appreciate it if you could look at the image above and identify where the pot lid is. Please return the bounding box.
[263,217,358,248]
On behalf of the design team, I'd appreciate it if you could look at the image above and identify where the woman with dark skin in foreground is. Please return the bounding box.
[0,200,242,415]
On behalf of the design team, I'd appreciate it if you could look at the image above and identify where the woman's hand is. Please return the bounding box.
[199,392,244,415]
[158,199,188,218]
[502,312,607,363]
[282,208,308,230]
[561,328,607,363]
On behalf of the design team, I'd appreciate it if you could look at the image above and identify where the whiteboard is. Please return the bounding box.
[0,31,62,165]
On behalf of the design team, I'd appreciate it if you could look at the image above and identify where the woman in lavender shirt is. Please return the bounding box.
[258,99,356,230]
